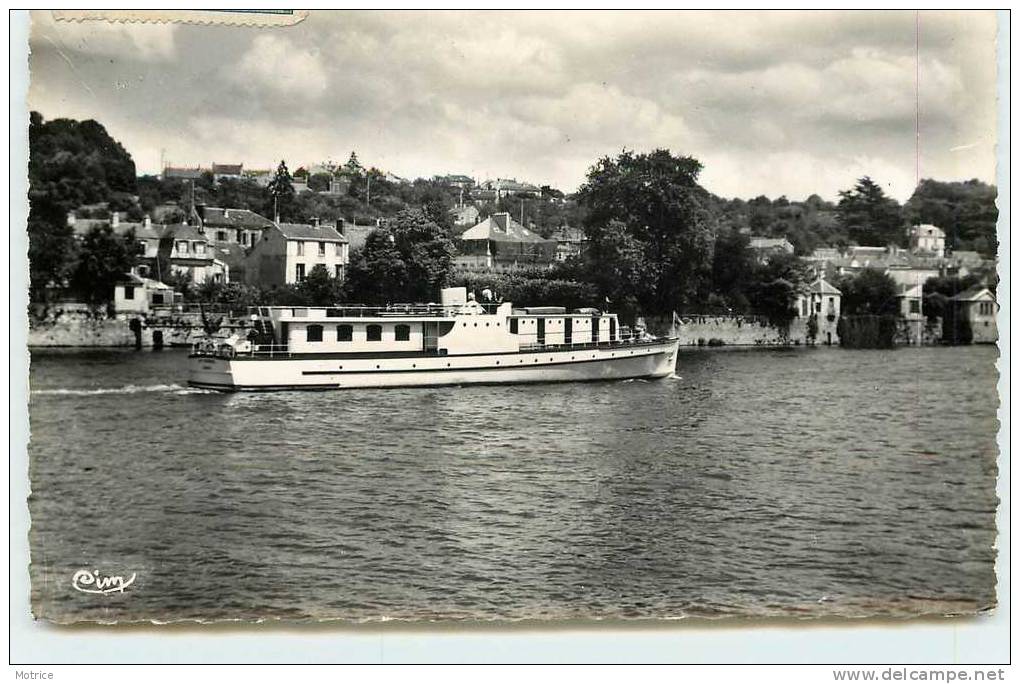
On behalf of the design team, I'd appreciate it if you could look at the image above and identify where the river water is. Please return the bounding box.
[27,346,999,623]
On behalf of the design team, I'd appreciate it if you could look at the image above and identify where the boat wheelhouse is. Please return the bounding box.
[188,287,679,391]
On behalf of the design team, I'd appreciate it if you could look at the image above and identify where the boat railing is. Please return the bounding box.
[264,302,500,319]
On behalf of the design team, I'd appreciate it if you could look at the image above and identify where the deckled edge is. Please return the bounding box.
[51,10,308,27]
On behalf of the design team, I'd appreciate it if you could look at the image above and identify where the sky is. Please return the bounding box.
[27,10,1000,202]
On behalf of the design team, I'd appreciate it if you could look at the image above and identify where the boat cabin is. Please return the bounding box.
[232,288,632,358]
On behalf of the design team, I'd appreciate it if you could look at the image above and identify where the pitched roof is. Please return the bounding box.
[276,222,347,242]
[163,167,204,179]
[951,285,994,302]
[201,207,275,229]
[910,223,946,237]
[161,223,208,241]
[459,213,552,244]
[212,163,243,175]
[807,278,841,295]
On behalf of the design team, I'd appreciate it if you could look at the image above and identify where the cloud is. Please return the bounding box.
[26,10,1000,202]
[31,10,177,61]
[229,34,328,100]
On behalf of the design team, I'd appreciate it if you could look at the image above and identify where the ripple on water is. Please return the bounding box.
[26,346,999,622]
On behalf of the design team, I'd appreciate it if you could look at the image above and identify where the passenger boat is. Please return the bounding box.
[188,287,679,391]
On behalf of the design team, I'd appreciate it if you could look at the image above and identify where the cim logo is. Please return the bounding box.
[71,568,136,595]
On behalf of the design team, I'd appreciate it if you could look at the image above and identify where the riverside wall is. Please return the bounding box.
[643,314,840,348]
[28,305,250,348]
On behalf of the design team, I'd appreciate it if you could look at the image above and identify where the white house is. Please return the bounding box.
[908,224,946,258]
[113,274,176,314]
[245,222,350,287]
[795,278,841,345]
[951,285,998,344]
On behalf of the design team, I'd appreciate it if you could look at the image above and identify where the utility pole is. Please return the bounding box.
[366,174,371,206]
[520,198,525,226]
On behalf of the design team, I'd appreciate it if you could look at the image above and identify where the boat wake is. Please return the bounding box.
[31,383,207,396]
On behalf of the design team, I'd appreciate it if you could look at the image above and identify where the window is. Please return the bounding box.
[216,230,228,242]
[318,241,326,256]
[510,318,518,334]
[295,263,306,282]
[151,292,164,305]
[235,230,242,243]
[296,241,305,256]
[335,264,344,279]
[195,243,206,255]
[306,325,323,342]
[814,301,821,312]
[909,300,920,314]
[337,324,353,342]
[124,285,135,300]
[177,241,189,254]
[395,324,411,341]
[367,324,382,341]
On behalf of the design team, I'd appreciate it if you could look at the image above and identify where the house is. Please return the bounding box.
[950,285,998,343]
[476,178,542,199]
[159,223,230,284]
[828,246,940,290]
[749,236,794,262]
[551,225,586,262]
[113,273,176,314]
[212,163,244,183]
[450,204,481,228]
[435,174,475,190]
[338,221,378,253]
[162,166,205,181]
[454,212,557,272]
[896,282,926,345]
[908,223,946,258]
[198,207,276,248]
[245,221,350,287]
[795,278,841,345]
[243,169,275,187]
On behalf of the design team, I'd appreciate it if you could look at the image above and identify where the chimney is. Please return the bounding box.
[66,211,76,227]
[144,215,151,228]
[111,211,120,227]
[492,212,510,233]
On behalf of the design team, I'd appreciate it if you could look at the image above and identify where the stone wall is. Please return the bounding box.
[28,306,250,348]
[643,314,840,348]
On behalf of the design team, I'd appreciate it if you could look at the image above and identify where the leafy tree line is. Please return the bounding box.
[28,112,141,305]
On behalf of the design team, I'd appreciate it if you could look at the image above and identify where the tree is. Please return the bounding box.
[266,160,295,221]
[577,149,716,314]
[710,229,755,311]
[837,268,899,315]
[905,179,998,254]
[69,225,140,306]
[837,176,906,247]
[389,209,456,301]
[297,264,344,306]
[582,220,654,322]
[344,230,409,304]
[746,252,809,329]
[27,112,139,301]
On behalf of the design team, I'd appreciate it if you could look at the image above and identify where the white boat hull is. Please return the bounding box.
[188,339,679,391]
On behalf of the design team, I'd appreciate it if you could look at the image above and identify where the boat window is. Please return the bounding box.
[510,318,518,334]
[337,324,353,342]
[395,324,411,341]
[306,324,323,342]
[367,324,382,341]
